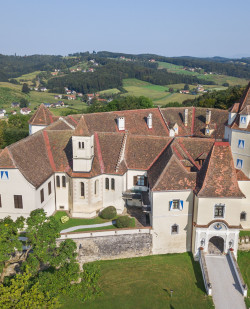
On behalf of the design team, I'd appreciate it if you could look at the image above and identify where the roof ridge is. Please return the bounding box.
[147,138,173,170]
[157,107,170,133]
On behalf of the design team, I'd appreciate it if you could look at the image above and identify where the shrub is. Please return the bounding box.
[61,215,69,224]
[116,216,134,228]
[100,206,117,220]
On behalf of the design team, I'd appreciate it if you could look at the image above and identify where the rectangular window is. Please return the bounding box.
[238,140,245,149]
[80,182,85,197]
[171,224,179,234]
[14,195,23,209]
[236,159,243,169]
[48,182,52,195]
[240,212,246,221]
[56,175,60,187]
[133,176,147,186]
[105,178,109,190]
[111,178,115,190]
[214,205,225,218]
[62,176,66,187]
[172,200,179,209]
[78,142,84,149]
[40,189,44,203]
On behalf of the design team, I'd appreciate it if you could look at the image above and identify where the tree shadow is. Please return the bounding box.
[188,252,207,293]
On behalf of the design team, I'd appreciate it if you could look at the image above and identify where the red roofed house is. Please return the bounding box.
[0,84,250,261]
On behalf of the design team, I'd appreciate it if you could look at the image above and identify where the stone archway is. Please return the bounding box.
[208,236,224,254]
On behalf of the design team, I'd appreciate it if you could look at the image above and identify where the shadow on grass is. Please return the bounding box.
[188,252,207,294]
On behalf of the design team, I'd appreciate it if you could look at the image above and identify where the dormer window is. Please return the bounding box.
[78,142,84,149]
[240,116,247,124]
[236,159,243,169]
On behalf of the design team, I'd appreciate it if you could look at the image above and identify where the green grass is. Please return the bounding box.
[157,61,248,87]
[98,88,120,95]
[238,251,250,307]
[239,230,250,237]
[60,253,214,309]
[15,71,43,84]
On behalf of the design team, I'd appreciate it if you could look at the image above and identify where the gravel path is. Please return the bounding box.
[60,220,116,233]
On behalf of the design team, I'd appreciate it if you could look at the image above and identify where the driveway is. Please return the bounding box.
[205,254,246,309]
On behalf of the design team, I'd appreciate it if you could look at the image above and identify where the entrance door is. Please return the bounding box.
[208,236,224,254]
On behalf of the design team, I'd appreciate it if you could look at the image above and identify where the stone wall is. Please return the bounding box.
[238,235,250,251]
[59,229,152,263]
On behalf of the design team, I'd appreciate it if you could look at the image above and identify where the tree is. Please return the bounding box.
[21,83,30,94]
[20,98,29,108]
[184,84,190,90]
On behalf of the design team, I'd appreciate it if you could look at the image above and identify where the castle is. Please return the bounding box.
[1,82,250,258]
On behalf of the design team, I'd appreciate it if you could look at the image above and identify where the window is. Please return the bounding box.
[78,141,84,149]
[169,200,183,211]
[80,182,85,197]
[240,212,247,221]
[48,182,52,195]
[40,189,44,203]
[105,178,109,190]
[14,195,23,209]
[236,159,243,169]
[0,195,1,208]
[214,204,225,218]
[171,224,179,234]
[238,140,245,149]
[133,176,147,186]
[94,180,99,195]
[111,178,115,190]
[240,116,247,124]
[56,176,60,187]
[62,176,66,187]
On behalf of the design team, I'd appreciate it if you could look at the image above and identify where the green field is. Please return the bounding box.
[0,82,87,116]
[98,88,120,95]
[61,253,213,309]
[157,62,248,87]
[238,251,250,307]
[15,71,43,84]
[122,78,201,105]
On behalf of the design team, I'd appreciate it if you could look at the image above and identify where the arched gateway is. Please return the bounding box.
[208,236,224,254]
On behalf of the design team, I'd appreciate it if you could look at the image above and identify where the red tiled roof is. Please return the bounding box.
[73,116,91,136]
[0,148,16,168]
[29,104,58,126]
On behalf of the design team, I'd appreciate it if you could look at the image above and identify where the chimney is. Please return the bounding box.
[147,113,152,129]
[184,109,188,127]
[117,116,125,131]
[206,109,211,125]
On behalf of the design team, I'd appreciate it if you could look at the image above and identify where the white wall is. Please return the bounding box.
[126,170,148,191]
[29,124,47,135]
[36,175,55,216]
[55,173,69,211]
[151,190,193,254]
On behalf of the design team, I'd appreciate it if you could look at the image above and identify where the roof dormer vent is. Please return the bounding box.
[117,116,125,131]
[147,113,152,129]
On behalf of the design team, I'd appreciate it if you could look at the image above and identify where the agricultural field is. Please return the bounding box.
[157,61,248,87]
[61,253,214,309]
[15,71,43,85]
[98,88,120,95]
[122,78,201,105]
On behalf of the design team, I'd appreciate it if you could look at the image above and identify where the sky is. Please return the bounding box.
[1,0,250,58]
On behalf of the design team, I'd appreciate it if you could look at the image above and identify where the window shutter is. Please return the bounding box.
[169,200,173,210]
[180,200,184,210]
[144,177,148,187]
[133,176,137,186]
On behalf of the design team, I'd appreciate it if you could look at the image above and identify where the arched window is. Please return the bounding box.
[111,178,115,190]
[105,178,109,190]
[94,180,99,195]
[171,224,179,234]
[62,176,66,187]
[80,182,85,197]
[240,212,247,221]
[56,176,60,188]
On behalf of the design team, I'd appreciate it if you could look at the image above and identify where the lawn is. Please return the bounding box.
[237,251,250,307]
[98,88,120,95]
[60,253,214,309]
[239,230,250,237]
[54,211,135,232]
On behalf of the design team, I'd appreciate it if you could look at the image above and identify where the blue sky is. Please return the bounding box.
[1,0,249,58]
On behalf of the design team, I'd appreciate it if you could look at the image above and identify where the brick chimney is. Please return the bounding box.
[147,113,152,129]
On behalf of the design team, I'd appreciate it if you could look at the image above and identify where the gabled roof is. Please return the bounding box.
[73,116,91,136]
[196,142,245,198]
[29,104,58,126]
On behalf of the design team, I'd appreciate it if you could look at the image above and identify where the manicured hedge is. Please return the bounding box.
[100,206,117,220]
[116,216,134,228]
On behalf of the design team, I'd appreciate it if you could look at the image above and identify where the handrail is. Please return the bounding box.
[199,248,212,296]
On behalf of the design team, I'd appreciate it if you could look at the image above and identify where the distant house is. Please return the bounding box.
[180,90,190,94]
[43,103,51,108]
[66,90,72,95]
[20,108,31,115]
[88,68,94,72]
[11,102,20,108]
[66,95,76,100]
[34,87,38,91]
[77,93,83,97]
[10,111,17,115]
[40,87,47,92]
[51,72,58,76]
[0,109,6,118]
[54,95,62,100]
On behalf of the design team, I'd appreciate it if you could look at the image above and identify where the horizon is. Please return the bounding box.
[1,0,250,58]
